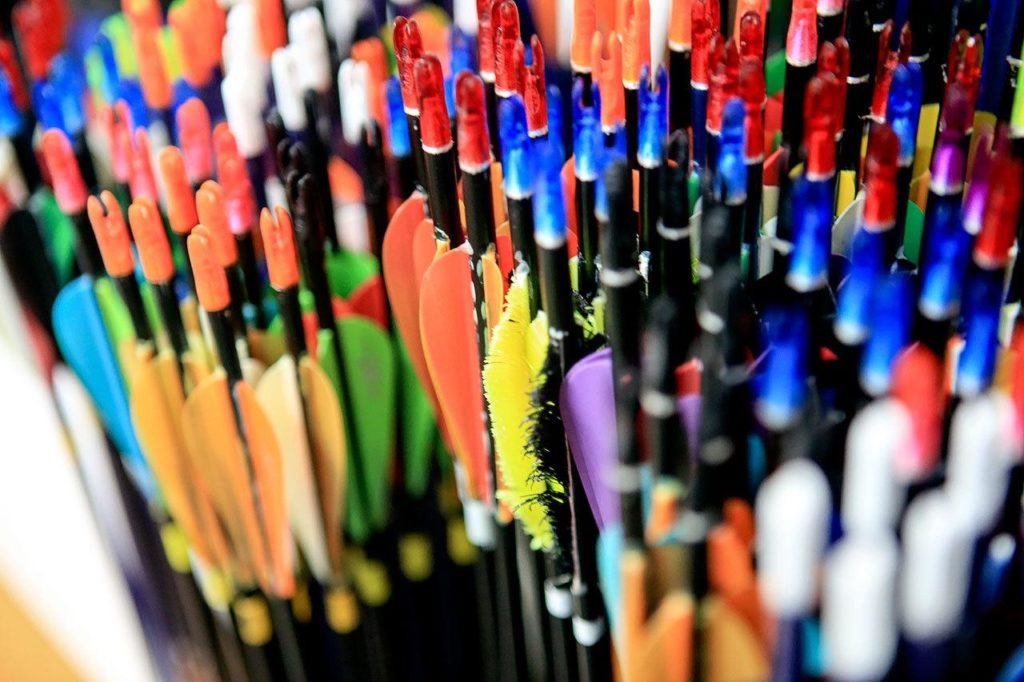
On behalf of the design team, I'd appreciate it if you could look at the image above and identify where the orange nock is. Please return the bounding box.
[669,0,692,50]
[128,198,176,284]
[169,1,212,87]
[572,0,597,72]
[159,146,199,236]
[256,0,287,58]
[132,23,172,110]
[87,192,135,278]
[188,225,231,312]
[259,207,300,291]
[621,0,650,88]
[213,122,239,169]
[122,0,160,29]
[353,37,389,130]
[592,32,625,130]
[195,0,227,74]
[195,181,239,267]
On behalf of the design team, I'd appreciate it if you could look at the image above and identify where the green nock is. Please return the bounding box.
[102,14,137,77]
[29,189,76,285]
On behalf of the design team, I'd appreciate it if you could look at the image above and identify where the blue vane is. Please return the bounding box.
[53,277,156,500]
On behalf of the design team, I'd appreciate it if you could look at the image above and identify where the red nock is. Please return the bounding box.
[870,21,897,122]
[738,10,764,59]
[415,55,452,151]
[524,36,548,136]
[861,124,900,232]
[803,73,839,179]
[0,41,28,111]
[40,129,86,214]
[129,128,159,202]
[477,0,496,78]
[739,56,765,162]
[975,157,1024,269]
[457,72,491,170]
[213,123,256,236]
[13,0,67,81]
[785,0,817,66]
[706,37,738,135]
[891,346,944,481]
[493,0,522,96]
[690,0,713,86]
[393,17,424,113]
[816,41,846,139]
[108,101,134,183]
[947,31,982,115]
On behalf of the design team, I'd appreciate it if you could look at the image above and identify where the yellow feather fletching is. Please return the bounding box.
[483,273,560,550]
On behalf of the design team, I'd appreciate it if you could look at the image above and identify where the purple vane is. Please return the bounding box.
[561,348,619,530]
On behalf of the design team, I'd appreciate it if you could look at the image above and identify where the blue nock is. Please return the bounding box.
[786,175,832,293]
[715,97,747,206]
[386,76,411,158]
[860,273,912,396]
[533,137,568,246]
[499,95,533,199]
[756,305,810,430]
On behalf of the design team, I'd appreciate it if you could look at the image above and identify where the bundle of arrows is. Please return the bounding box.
[4,0,1024,680]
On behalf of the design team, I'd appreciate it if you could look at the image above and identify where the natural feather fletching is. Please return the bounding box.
[483,274,562,550]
